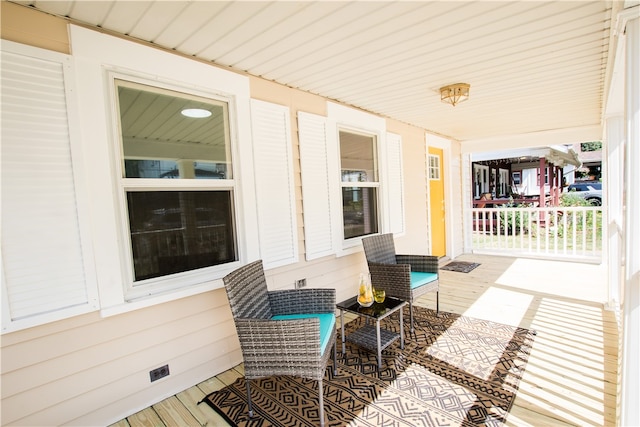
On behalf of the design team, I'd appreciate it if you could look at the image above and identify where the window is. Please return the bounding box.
[69,25,257,311]
[512,171,521,185]
[298,103,399,258]
[428,154,440,180]
[539,168,549,185]
[473,164,490,198]
[339,130,379,239]
[114,79,237,291]
[499,168,509,196]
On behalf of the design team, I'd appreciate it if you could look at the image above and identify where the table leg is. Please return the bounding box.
[340,309,346,354]
[399,305,405,349]
[376,319,382,370]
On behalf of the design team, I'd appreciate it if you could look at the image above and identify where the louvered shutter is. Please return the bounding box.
[1,42,97,332]
[297,112,334,260]
[386,132,405,234]
[250,100,298,268]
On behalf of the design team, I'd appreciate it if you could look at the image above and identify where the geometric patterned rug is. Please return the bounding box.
[441,261,481,273]
[200,307,536,426]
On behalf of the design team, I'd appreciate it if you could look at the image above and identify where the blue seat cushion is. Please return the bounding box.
[271,313,335,355]
[410,272,438,289]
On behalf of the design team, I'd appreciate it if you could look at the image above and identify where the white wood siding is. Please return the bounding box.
[0,289,241,426]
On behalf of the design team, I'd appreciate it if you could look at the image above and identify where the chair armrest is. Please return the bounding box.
[235,317,320,354]
[367,262,412,300]
[396,254,439,273]
[268,288,336,316]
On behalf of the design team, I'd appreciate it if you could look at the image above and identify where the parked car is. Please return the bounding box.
[566,181,602,205]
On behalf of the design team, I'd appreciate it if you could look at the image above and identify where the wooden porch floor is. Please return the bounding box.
[110,254,618,427]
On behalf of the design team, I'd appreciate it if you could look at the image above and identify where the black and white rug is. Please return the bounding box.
[201,307,535,426]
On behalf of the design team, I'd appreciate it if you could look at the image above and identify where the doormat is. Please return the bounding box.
[441,260,481,273]
[200,307,535,426]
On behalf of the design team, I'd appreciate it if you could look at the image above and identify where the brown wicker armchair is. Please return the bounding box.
[222,260,337,427]
[362,233,439,333]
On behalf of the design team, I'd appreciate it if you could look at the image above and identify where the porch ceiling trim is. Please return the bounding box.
[6,0,615,143]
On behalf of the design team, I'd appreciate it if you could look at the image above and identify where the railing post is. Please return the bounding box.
[539,158,547,226]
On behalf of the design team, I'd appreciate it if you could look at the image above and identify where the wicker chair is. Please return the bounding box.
[222,260,337,427]
[362,233,439,333]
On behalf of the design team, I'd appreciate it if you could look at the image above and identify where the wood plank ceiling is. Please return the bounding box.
[14,1,616,142]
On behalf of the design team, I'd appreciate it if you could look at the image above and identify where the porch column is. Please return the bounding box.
[557,166,562,204]
[550,165,559,206]
[605,115,624,312]
[538,158,547,226]
[538,157,546,206]
[621,8,640,427]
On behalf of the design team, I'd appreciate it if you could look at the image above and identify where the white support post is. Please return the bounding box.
[621,8,640,427]
[604,115,624,311]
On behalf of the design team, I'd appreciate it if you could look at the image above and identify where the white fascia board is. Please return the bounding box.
[462,125,602,154]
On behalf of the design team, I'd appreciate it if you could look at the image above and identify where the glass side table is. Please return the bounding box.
[336,295,406,369]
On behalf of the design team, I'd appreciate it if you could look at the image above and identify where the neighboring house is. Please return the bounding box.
[471,146,580,206]
[0,3,638,427]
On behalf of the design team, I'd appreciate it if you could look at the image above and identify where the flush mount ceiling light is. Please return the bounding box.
[181,108,212,118]
[439,83,470,107]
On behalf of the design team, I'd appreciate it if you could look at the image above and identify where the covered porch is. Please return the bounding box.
[112,254,617,427]
[1,2,637,426]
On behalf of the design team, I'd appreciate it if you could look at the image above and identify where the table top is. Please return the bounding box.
[336,295,406,320]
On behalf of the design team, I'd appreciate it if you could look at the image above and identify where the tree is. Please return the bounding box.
[581,141,602,152]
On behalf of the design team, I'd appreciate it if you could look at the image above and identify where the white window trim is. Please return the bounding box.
[338,128,381,242]
[108,73,241,300]
[70,25,258,315]
[426,133,455,257]
[327,102,389,255]
[386,132,405,235]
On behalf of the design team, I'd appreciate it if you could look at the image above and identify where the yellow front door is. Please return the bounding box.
[428,147,446,256]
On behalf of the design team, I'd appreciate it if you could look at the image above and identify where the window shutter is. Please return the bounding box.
[1,43,97,332]
[297,112,334,260]
[386,132,405,234]
[250,100,298,268]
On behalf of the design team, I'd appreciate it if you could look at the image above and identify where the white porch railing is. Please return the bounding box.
[471,206,603,262]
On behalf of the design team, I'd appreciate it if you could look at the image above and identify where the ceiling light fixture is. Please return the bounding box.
[439,83,470,107]
[181,108,212,118]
